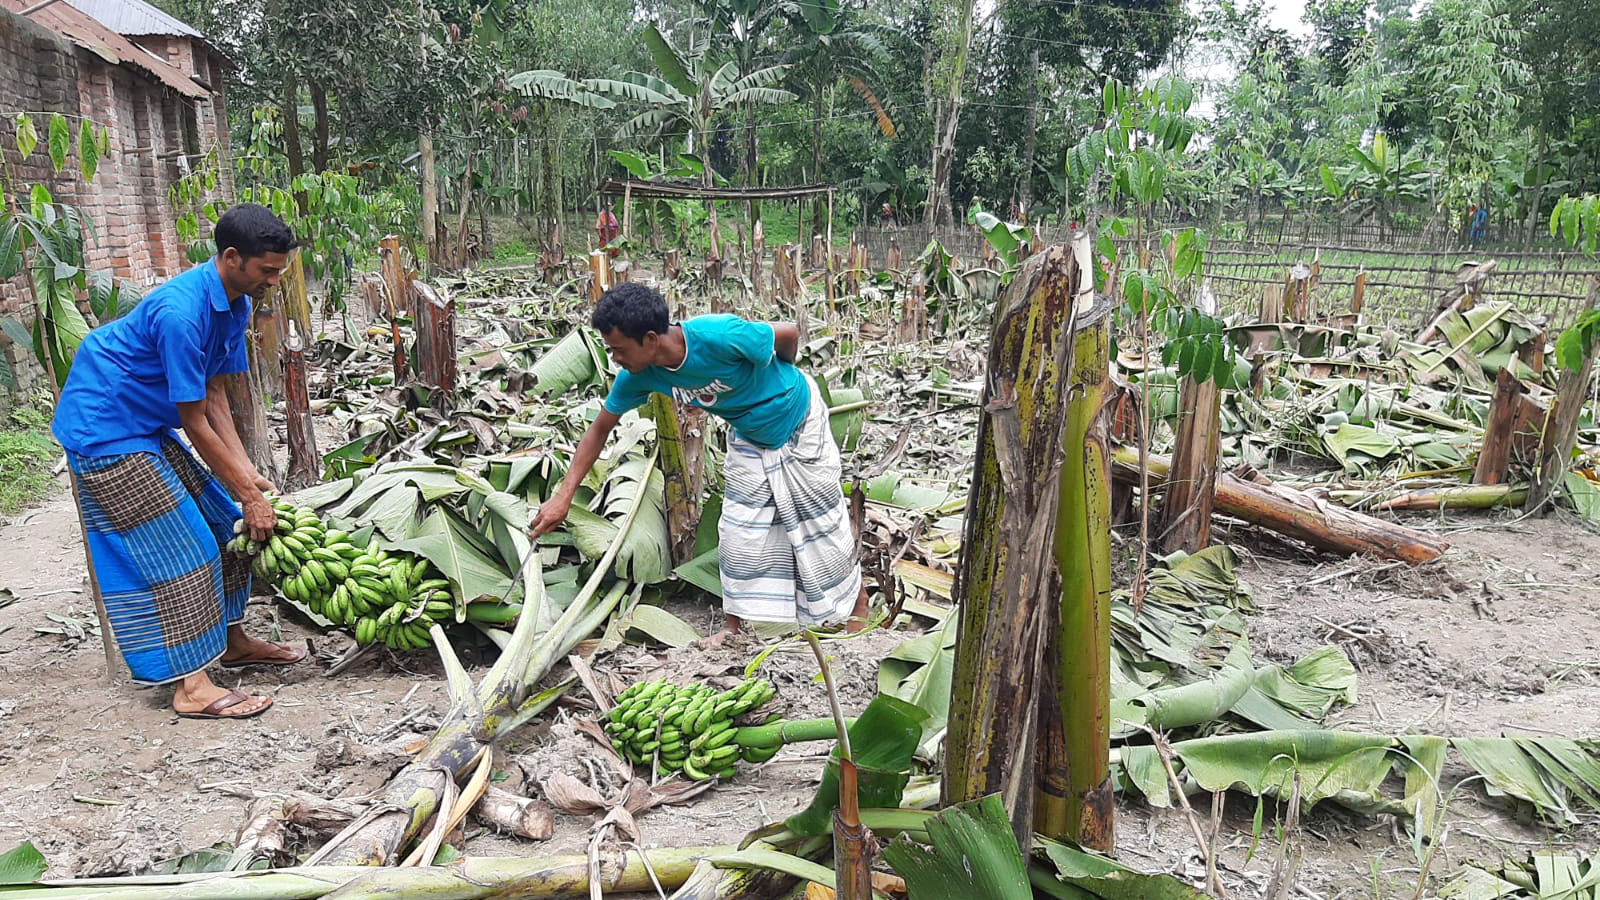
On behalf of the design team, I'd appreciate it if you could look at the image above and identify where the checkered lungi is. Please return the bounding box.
[718,375,862,625]
[66,436,250,684]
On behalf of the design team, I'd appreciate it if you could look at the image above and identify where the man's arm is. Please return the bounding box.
[204,378,272,492]
[529,408,622,537]
[770,322,800,364]
[178,397,275,540]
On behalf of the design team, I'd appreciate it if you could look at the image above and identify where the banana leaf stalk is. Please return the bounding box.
[310,449,662,866]
[3,848,728,900]
[800,631,872,900]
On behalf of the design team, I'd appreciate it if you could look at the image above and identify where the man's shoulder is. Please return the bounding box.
[145,264,211,307]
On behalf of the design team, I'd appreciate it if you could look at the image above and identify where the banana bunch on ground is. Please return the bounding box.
[225,498,456,651]
[603,676,782,781]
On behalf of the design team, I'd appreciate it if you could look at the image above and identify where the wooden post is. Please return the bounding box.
[1474,367,1525,486]
[282,319,320,490]
[751,218,765,304]
[824,191,836,315]
[945,239,1114,851]
[1351,270,1367,315]
[621,183,632,240]
[589,250,608,301]
[1527,281,1600,511]
[886,238,903,278]
[664,248,681,281]
[844,237,862,296]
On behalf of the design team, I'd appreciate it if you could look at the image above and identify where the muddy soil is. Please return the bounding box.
[3,481,1596,896]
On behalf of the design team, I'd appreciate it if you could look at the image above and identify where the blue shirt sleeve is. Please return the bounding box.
[155,305,209,405]
[603,369,654,416]
[720,317,775,367]
[217,299,251,377]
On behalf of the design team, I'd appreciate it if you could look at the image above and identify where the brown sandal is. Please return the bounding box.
[219,643,307,669]
[177,691,273,720]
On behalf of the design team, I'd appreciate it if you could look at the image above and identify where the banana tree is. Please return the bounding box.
[1320,133,1434,234]
[587,22,793,262]
[505,70,617,254]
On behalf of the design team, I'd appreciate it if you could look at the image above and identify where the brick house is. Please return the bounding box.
[0,0,230,393]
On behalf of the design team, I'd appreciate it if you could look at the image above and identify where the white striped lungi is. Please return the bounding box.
[719,375,862,625]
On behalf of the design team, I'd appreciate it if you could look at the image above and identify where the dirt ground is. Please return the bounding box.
[2,474,1597,896]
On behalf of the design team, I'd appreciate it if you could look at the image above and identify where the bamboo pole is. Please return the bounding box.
[943,241,1113,851]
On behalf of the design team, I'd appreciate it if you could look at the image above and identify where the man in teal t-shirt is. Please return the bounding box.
[530,283,868,645]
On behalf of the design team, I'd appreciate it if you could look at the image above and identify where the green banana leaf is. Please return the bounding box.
[1034,836,1209,900]
[529,328,607,396]
[786,693,930,836]
[0,842,46,885]
[882,794,1031,900]
[388,507,516,603]
[1117,730,1600,825]
[1439,850,1600,900]
[673,546,722,597]
[568,456,671,583]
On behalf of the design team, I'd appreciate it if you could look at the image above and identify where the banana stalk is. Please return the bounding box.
[4,847,726,900]
[602,675,854,780]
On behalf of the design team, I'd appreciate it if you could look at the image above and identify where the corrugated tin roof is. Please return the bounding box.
[64,0,200,38]
[1,0,209,98]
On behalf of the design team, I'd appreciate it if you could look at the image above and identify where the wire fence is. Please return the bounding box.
[844,223,1600,333]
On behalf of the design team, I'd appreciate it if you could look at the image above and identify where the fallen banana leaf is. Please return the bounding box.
[880,795,1030,900]
[1116,730,1600,824]
[1438,850,1600,900]
[0,843,46,885]
[1032,836,1209,900]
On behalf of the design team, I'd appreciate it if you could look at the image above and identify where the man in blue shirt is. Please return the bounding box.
[53,204,304,719]
[529,283,869,646]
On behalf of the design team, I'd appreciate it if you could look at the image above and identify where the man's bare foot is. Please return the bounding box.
[845,616,870,634]
[173,672,272,719]
[219,626,306,668]
[695,629,736,650]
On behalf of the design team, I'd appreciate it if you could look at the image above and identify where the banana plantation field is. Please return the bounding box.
[1,247,1599,900]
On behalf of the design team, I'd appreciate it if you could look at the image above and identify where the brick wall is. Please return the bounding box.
[0,7,223,396]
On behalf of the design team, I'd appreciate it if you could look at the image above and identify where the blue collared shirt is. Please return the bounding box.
[52,259,252,457]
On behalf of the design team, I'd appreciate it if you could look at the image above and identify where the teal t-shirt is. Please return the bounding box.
[602,315,809,448]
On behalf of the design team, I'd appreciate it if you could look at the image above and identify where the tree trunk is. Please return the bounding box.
[1527,282,1600,511]
[924,0,975,229]
[223,344,278,485]
[1018,47,1040,218]
[811,90,826,246]
[647,394,707,567]
[282,320,319,491]
[310,81,330,173]
[1155,373,1221,554]
[1473,366,1525,486]
[419,129,443,270]
[541,106,559,254]
[282,76,306,214]
[455,154,474,268]
[944,240,1113,851]
[1112,447,1450,563]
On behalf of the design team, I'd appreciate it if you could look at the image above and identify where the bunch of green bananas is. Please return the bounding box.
[225,498,455,651]
[603,676,780,781]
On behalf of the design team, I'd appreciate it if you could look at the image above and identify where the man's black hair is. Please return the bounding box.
[592,283,669,341]
[215,204,295,259]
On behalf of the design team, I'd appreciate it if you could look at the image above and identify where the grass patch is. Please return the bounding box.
[0,406,58,515]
